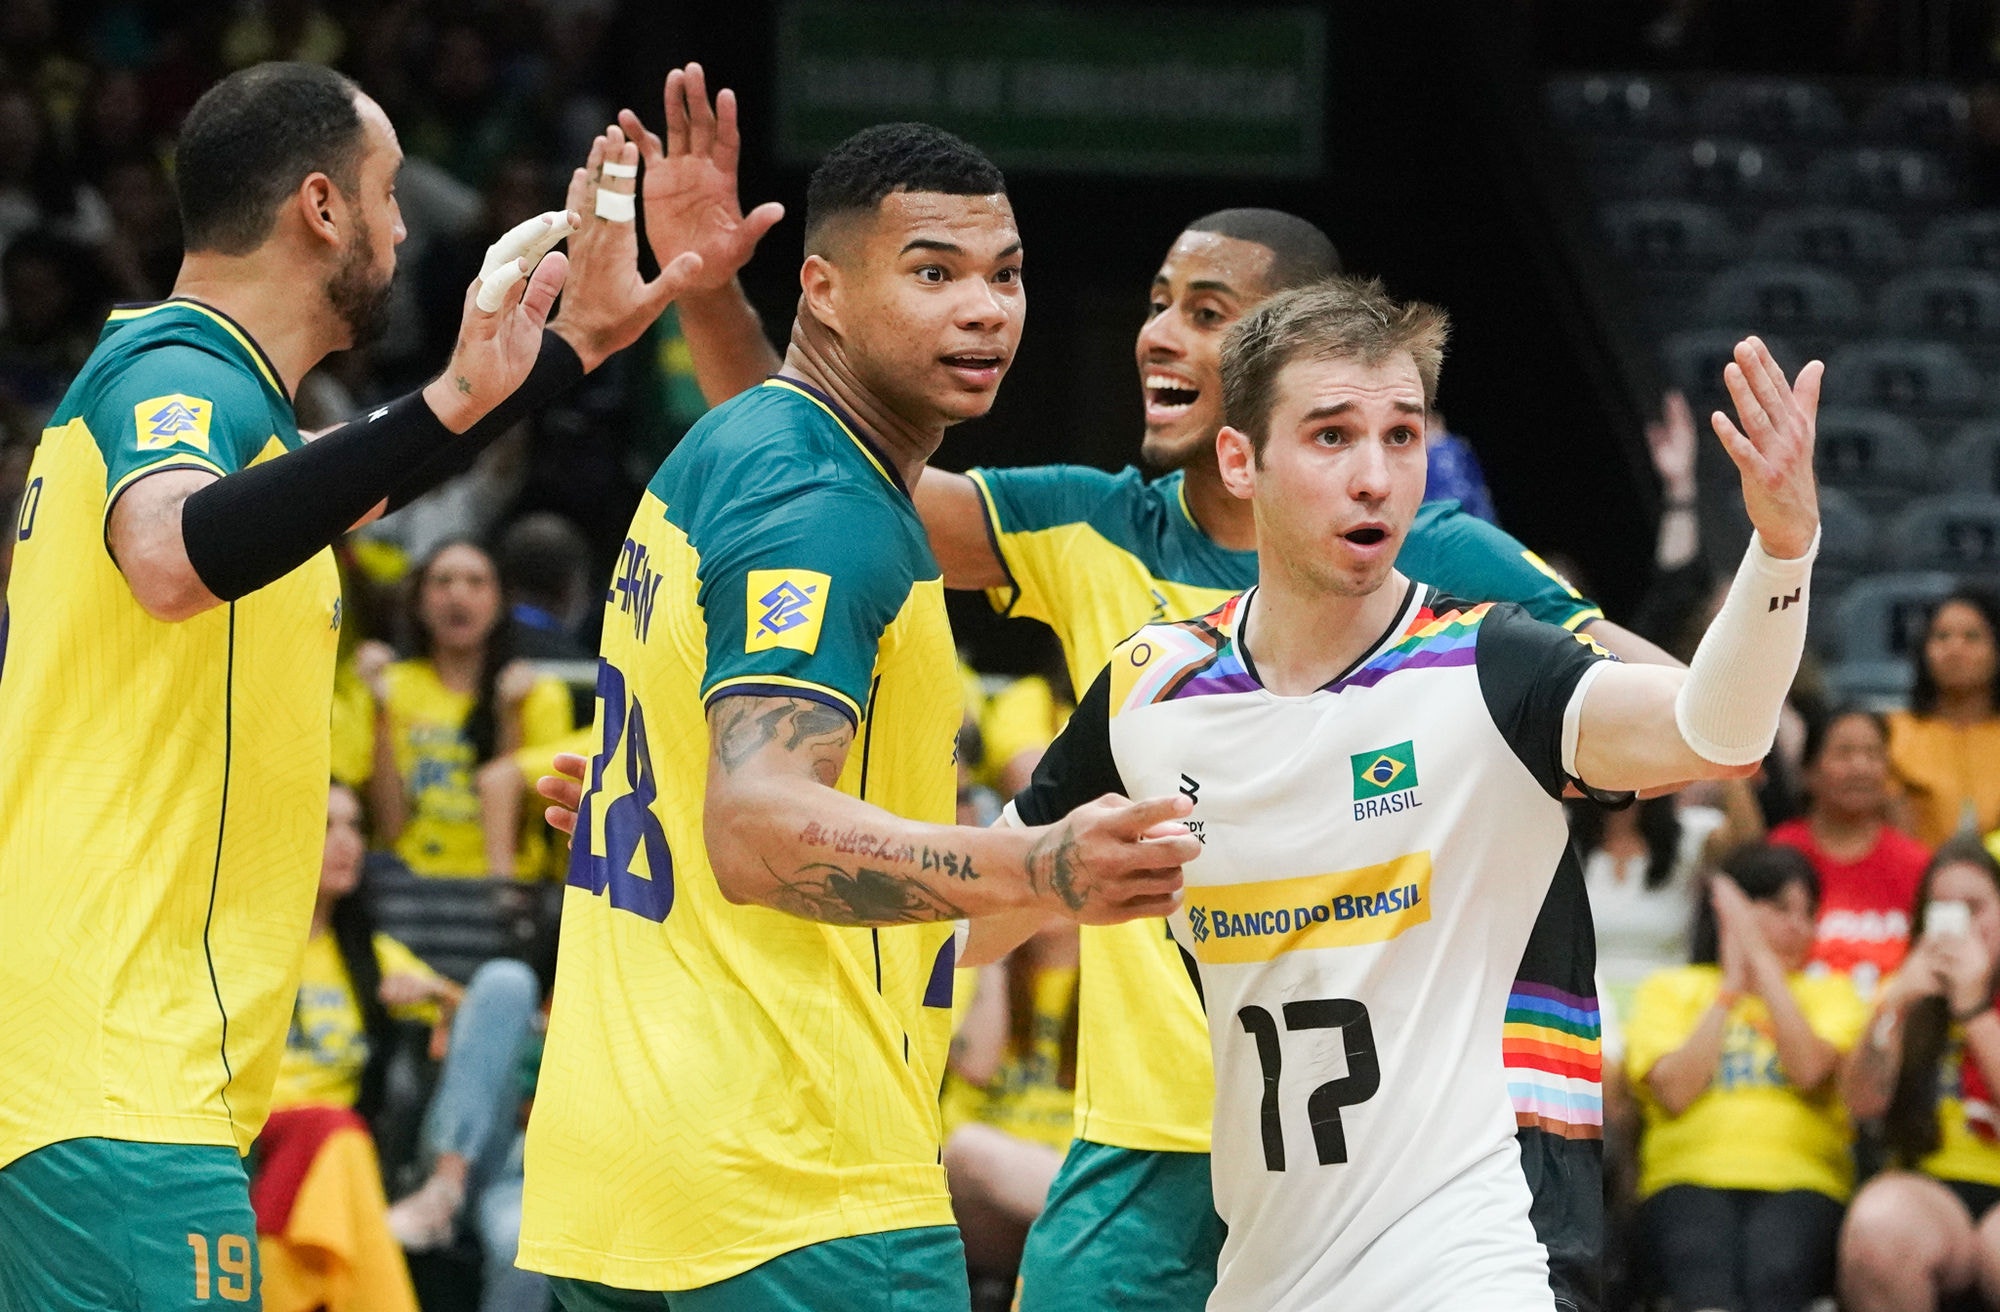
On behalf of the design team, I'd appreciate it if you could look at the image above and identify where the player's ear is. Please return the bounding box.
[1216,425,1257,500]
[296,173,342,249]
[799,254,844,336]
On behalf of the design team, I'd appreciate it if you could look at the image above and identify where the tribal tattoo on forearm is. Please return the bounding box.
[1026,821,1086,913]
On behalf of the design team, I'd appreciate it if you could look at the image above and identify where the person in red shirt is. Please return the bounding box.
[1772,708,1932,999]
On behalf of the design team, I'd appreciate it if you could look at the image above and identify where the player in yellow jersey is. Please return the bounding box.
[517,120,1201,1312]
[0,61,699,1311]
[605,67,1674,1312]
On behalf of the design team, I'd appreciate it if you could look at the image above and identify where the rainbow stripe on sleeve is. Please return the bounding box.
[1503,982,1604,1140]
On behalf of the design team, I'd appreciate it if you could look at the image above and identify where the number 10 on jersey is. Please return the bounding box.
[1238,999,1380,1171]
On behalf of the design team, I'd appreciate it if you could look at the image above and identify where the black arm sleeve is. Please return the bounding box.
[1009,669,1125,828]
[1474,601,1630,805]
[178,332,585,602]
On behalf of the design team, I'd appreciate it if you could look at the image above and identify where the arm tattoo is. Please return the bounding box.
[713,696,852,780]
[766,861,967,926]
[1026,821,1085,912]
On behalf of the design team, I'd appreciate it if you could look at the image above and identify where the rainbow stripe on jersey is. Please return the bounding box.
[1504,982,1604,1141]
[1327,602,1489,695]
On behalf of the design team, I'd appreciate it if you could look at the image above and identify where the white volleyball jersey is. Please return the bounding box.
[1011,582,1616,1312]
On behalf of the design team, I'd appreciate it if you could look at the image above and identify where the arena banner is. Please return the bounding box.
[775,1,1325,177]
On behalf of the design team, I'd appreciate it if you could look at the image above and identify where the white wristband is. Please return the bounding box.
[595,188,636,222]
[601,160,639,179]
[1674,526,1819,766]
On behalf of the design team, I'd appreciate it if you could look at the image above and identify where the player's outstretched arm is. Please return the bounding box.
[1572,336,1821,793]
[621,62,785,406]
[913,467,1009,590]
[701,693,1197,927]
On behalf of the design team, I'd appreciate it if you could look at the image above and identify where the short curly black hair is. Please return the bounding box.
[176,62,367,256]
[804,122,1005,252]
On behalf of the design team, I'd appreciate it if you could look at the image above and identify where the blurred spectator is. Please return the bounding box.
[1422,408,1498,524]
[1575,780,1764,1045]
[496,512,592,662]
[384,955,552,1312]
[254,782,436,1312]
[0,227,109,417]
[0,82,110,279]
[1890,590,2000,847]
[221,0,346,70]
[95,153,181,302]
[1626,845,1866,1312]
[943,922,1080,1297]
[357,540,573,879]
[476,724,595,883]
[981,670,1072,801]
[402,24,541,191]
[1839,841,2000,1312]
[1771,708,1931,1000]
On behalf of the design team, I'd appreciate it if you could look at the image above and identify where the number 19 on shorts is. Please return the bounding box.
[187,1232,253,1302]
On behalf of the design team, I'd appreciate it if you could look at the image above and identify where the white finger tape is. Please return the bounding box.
[476,260,525,313]
[601,160,639,179]
[595,188,637,222]
[474,210,578,312]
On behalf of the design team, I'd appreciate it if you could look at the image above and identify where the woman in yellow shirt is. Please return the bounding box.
[942,921,1080,1288]
[361,539,572,878]
[1838,841,2000,1312]
[1626,845,1867,1312]
[1889,590,2000,847]
[256,783,453,1312]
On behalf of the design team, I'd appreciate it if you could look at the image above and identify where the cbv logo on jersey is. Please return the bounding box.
[1182,852,1432,964]
[1351,740,1421,821]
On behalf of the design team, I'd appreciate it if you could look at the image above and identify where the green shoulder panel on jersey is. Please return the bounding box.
[646,379,939,722]
[56,301,300,506]
[965,465,1250,616]
[1401,500,1603,631]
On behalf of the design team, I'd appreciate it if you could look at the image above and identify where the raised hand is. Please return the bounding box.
[1710,337,1823,560]
[1647,390,1698,501]
[425,225,569,432]
[549,125,705,372]
[617,62,785,299]
[1027,793,1200,925]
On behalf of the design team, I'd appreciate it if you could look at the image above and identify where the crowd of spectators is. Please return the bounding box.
[14,4,2000,1312]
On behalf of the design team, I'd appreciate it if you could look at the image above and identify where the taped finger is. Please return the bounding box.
[476,257,527,313]
[596,188,636,222]
[602,159,638,179]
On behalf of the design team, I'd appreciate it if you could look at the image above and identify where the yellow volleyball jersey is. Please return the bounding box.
[968,465,1604,1153]
[519,379,962,1290]
[380,660,573,877]
[0,299,341,1170]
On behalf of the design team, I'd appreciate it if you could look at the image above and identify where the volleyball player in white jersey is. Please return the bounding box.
[1007,277,1823,1311]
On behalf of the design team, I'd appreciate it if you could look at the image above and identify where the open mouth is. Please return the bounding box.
[1144,372,1200,416]
[943,353,1004,374]
[1343,526,1389,547]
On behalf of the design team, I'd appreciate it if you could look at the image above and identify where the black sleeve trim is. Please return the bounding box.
[1011,668,1124,827]
[1474,603,1623,803]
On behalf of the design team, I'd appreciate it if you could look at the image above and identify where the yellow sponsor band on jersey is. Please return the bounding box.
[134,393,214,452]
[744,568,830,654]
[1184,852,1432,964]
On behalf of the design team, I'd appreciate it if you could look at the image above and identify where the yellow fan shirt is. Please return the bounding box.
[272,931,443,1111]
[1626,964,1868,1200]
[0,299,341,1169]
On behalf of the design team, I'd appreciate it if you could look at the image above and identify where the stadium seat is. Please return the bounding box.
[1662,329,1802,400]
[1813,407,1932,512]
[1824,339,1985,416]
[1813,486,1877,602]
[1633,139,1790,201]
[1600,200,1736,268]
[1751,206,1907,273]
[1805,147,1959,206]
[1940,422,2000,496]
[1828,569,1959,664]
[1545,74,1683,134]
[1700,262,1863,335]
[362,854,554,985]
[1861,83,1972,146]
[1879,269,2000,354]
[1919,212,2000,275]
[1889,495,2000,572]
[1690,78,1846,138]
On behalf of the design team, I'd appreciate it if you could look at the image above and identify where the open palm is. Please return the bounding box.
[619,62,784,297]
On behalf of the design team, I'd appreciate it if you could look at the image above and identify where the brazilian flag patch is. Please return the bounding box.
[1351,740,1419,800]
